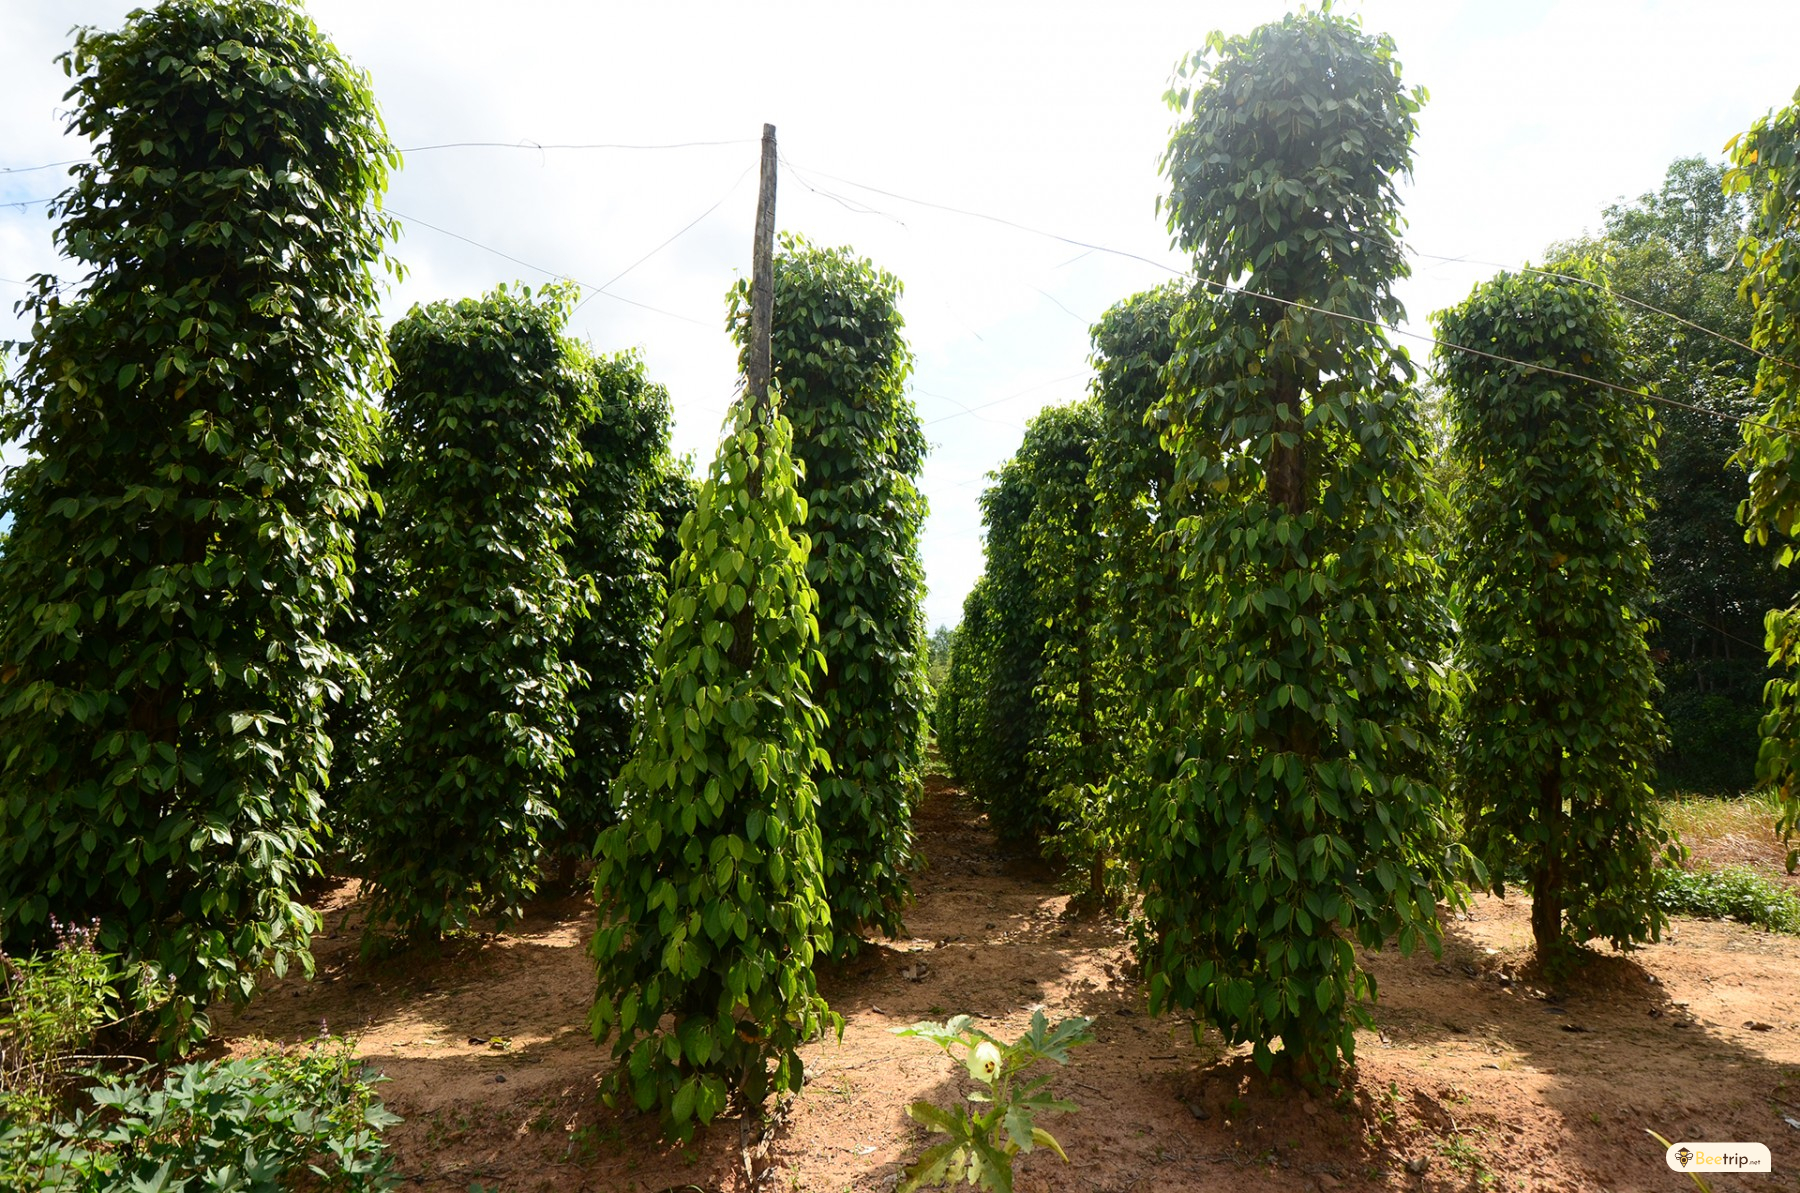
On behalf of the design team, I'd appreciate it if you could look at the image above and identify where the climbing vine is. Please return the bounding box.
[1013,404,1106,904]
[589,388,837,1142]
[728,236,930,951]
[1080,286,1187,910]
[556,351,683,873]
[1437,266,1678,956]
[1139,10,1452,1082]
[355,284,591,943]
[933,580,992,789]
[1726,90,1800,862]
[0,0,396,1041]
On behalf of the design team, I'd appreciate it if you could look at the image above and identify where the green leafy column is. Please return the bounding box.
[1726,91,1800,863]
[1436,267,1677,957]
[0,0,396,1040]
[933,581,993,787]
[557,351,683,868]
[964,449,1052,839]
[1085,287,1187,908]
[1140,10,1452,1081]
[589,391,837,1141]
[729,236,931,950]
[939,401,1104,858]
[357,285,591,942]
[1014,404,1106,903]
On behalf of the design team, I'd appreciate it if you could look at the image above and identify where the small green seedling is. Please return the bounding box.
[891,1009,1093,1192]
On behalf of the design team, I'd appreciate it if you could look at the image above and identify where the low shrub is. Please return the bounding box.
[1654,864,1800,934]
[2,922,398,1191]
[1,1040,400,1192]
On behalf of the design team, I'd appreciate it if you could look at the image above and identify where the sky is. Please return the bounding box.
[4,0,1799,630]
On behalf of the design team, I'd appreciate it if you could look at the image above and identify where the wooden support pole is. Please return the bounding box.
[746,123,778,416]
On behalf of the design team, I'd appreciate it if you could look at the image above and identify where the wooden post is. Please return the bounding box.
[728,124,779,673]
[746,123,778,416]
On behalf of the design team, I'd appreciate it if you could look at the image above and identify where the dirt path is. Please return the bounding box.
[218,778,1800,1191]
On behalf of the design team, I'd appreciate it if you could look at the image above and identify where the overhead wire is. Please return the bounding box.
[386,206,710,327]
[7,142,1780,392]
[912,388,1027,432]
[783,159,1784,433]
[1410,251,1794,373]
[0,159,84,175]
[920,372,1087,428]
[1657,605,1768,655]
[3,143,1794,435]
[792,156,1791,377]
[0,140,753,177]
[399,138,755,154]
[571,162,753,316]
[0,141,1792,380]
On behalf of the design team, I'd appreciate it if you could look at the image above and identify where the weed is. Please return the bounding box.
[566,1121,622,1163]
[1435,1131,1495,1187]
[827,1071,857,1104]
[891,1010,1093,1192]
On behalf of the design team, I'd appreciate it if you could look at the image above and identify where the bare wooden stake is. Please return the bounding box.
[746,122,778,417]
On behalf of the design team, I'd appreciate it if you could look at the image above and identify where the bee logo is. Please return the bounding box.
[1674,1147,1694,1168]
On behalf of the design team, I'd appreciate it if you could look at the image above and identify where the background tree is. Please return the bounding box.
[1726,90,1800,862]
[554,350,683,879]
[1139,11,1452,1081]
[1551,156,1781,791]
[0,0,396,1041]
[729,236,931,950]
[925,625,955,697]
[355,284,590,944]
[588,390,836,1142]
[1436,266,1678,957]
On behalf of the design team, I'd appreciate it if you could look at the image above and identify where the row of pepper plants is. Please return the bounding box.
[11,0,1800,1140]
[0,0,933,1127]
[937,9,1696,1083]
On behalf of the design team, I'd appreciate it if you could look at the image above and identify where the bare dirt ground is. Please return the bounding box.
[216,778,1800,1192]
